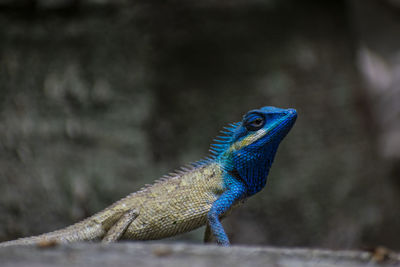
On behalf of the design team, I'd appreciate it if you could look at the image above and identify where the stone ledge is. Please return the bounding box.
[1,242,399,267]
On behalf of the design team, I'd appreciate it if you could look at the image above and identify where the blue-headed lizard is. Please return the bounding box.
[0,106,297,247]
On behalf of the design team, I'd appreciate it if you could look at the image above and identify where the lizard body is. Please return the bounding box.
[0,106,297,247]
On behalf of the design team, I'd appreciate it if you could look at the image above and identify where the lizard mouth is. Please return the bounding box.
[265,108,297,141]
[275,109,297,132]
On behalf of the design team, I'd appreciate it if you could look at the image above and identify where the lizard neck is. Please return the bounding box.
[219,140,280,196]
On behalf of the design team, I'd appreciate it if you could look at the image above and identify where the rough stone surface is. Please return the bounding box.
[1,242,399,267]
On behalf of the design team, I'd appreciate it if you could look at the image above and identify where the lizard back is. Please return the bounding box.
[120,162,225,240]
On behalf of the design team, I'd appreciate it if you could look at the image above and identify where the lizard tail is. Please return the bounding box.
[0,194,137,247]
[0,216,106,247]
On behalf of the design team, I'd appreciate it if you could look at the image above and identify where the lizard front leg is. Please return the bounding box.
[102,209,138,243]
[207,179,247,246]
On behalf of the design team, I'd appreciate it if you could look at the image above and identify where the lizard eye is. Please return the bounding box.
[252,118,263,127]
[244,114,265,131]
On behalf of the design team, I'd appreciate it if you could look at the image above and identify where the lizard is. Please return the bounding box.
[0,106,297,247]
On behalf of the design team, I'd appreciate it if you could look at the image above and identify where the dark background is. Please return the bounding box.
[1,0,399,250]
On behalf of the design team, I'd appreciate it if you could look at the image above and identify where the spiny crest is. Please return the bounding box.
[157,121,241,181]
[134,163,199,193]
[134,121,241,193]
[208,122,241,159]
[147,157,212,184]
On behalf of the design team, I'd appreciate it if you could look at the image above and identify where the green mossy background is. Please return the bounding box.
[1,0,399,249]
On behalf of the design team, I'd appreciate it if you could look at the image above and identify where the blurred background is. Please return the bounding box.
[0,0,399,250]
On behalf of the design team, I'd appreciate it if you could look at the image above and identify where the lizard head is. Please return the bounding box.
[230,106,297,153]
[211,106,297,195]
